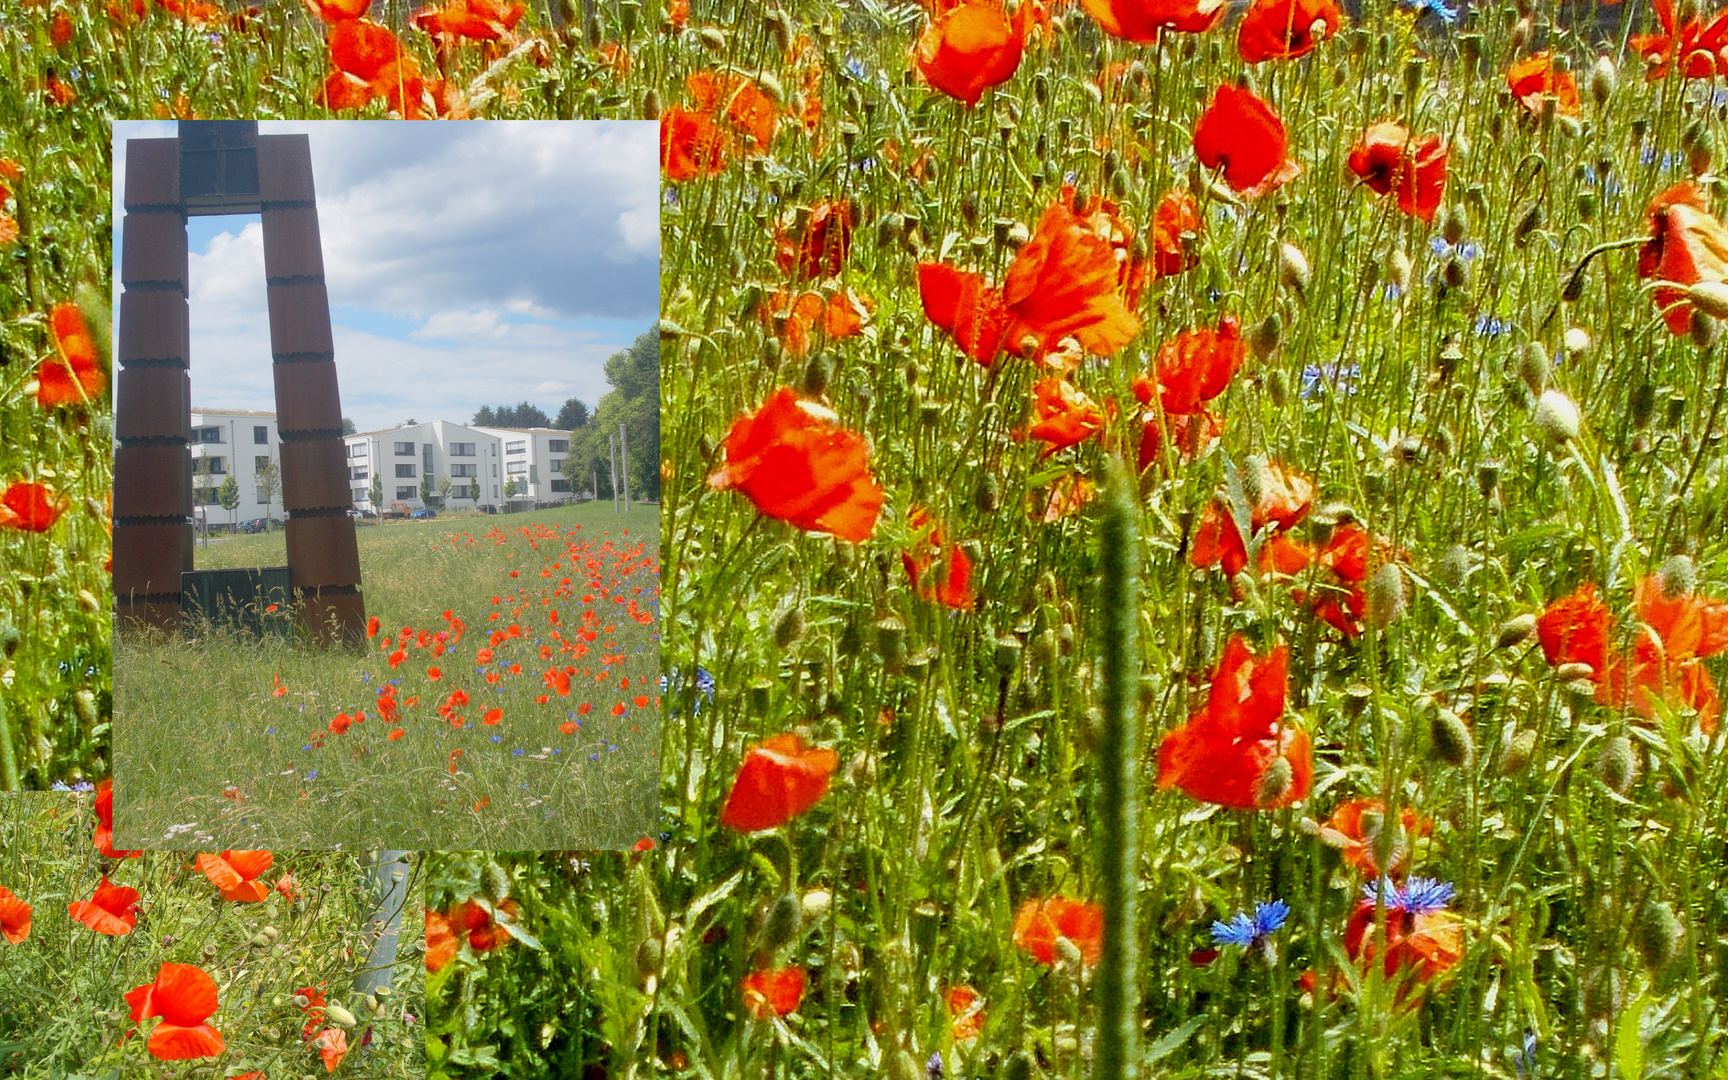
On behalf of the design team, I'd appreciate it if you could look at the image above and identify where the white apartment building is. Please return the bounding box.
[188,409,283,530]
[470,427,579,506]
[344,421,505,512]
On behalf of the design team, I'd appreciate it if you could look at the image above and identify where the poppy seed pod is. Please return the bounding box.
[1513,203,1544,246]
[1634,900,1683,972]
[1690,310,1718,350]
[1688,281,1728,320]
[641,88,660,119]
[1516,341,1549,395]
[1265,368,1290,407]
[1495,613,1537,649]
[1477,461,1501,498]
[1251,313,1283,359]
[1595,734,1637,795]
[1498,728,1538,775]
[976,473,1000,514]
[1555,661,1595,683]
[1510,17,1530,49]
[1430,707,1474,767]
[994,634,1023,674]
[801,354,831,397]
[1367,563,1408,627]
[774,604,804,651]
[1278,243,1310,297]
[874,615,906,665]
[1533,389,1580,443]
[760,893,802,952]
[1589,55,1616,106]
[766,7,794,53]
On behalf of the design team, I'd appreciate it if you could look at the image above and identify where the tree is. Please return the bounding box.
[217,474,239,531]
[342,417,357,436]
[193,455,214,542]
[485,401,552,428]
[369,472,383,511]
[420,472,433,504]
[404,418,417,426]
[256,461,281,532]
[563,328,660,501]
[472,405,496,427]
[439,475,454,507]
[554,398,590,430]
[503,476,518,500]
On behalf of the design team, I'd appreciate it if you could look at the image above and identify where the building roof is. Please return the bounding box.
[190,408,279,418]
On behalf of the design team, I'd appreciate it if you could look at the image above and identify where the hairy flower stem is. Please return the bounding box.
[1095,456,1140,1080]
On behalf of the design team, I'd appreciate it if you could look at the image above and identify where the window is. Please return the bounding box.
[353,488,368,503]
[394,441,415,455]
[198,427,223,443]
[492,463,498,476]
[550,478,571,493]
[254,425,269,444]
[395,464,416,478]
[256,488,272,503]
[548,440,568,453]
[506,440,526,454]
[550,459,563,473]
[492,485,499,498]
[450,442,475,457]
[451,464,477,478]
[194,488,221,506]
[529,464,539,484]
[424,445,434,474]
[351,467,368,481]
[202,456,226,474]
[348,443,367,459]
[506,461,526,475]
[397,486,417,500]
[255,456,271,471]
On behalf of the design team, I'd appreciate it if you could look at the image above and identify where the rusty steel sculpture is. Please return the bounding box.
[114,121,366,646]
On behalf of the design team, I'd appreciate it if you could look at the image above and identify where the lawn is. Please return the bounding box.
[0,791,424,1078]
[113,501,660,850]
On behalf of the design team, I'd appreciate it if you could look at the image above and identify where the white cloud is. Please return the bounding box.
[412,310,508,341]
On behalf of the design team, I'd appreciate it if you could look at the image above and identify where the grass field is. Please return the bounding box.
[113,501,660,850]
[0,791,424,1078]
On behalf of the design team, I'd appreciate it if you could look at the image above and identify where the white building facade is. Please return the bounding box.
[344,421,505,512]
[188,410,284,530]
[471,427,578,506]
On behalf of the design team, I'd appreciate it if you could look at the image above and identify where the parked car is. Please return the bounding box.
[347,508,378,522]
[410,507,437,520]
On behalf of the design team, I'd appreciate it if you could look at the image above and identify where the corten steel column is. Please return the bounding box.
[257,133,367,648]
[113,137,194,632]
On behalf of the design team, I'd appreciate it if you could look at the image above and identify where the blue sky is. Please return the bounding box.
[113,121,658,432]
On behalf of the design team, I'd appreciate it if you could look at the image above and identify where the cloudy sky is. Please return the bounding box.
[111,121,657,433]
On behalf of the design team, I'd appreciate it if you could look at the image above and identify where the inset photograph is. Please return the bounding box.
[0,791,424,1077]
[111,120,660,850]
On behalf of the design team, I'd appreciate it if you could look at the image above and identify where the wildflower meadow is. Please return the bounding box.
[0,790,424,1077]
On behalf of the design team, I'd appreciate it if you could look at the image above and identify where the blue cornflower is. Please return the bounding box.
[1474,315,1510,338]
[1301,362,1360,398]
[1211,899,1290,947]
[1430,236,1481,262]
[1361,876,1454,913]
[490,735,503,744]
[304,769,318,781]
[512,748,525,757]
[927,1051,944,1080]
[1513,1029,1537,1077]
[1404,0,1456,22]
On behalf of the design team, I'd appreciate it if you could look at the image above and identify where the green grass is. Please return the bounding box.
[113,501,660,850]
[0,792,424,1078]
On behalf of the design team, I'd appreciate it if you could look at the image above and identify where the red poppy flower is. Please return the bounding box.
[914,0,1031,106]
[1318,799,1430,877]
[197,850,275,903]
[125,963,225,1060]
[633,836,656,851]
[775,199,853,280]
[1011,896,1104,966]
[1150,189,1201,278]
[1079,0,1226,39]
[1156,635,1311,809]
[1002,195,1143,359]
[69,876,141,936]
[1293,522,1378,636]
[1343,899,1462,996]
[946,984,985,1040]
[38,303,105,408]
[0,886,32,945]
[707,387,885,543]
[1189,460,1315,578]
[1194,85,1290,194]
[1536,581,1611,680]
[482,707,503,725]
[94,779,143,860]
[323,18,425,118]
[1076,191,1152,307]
[309,0,370,20]
[1139,316,1245,416]
[1631,0,1728,79]
[1138,409,1224,471]
[1025,376,1107,458]
[903,509,977,610]
[1347,122,1448,223]
[761,288,871,358]
[425,909,458,973]
[411,0,525,41]
[0,481,70,532]
[310,1026,348,1072]
[740,965,807,1019]
[452,897,518,951]
[660,105,727,181]
[1507,52,1580,117]
[366,615,380,638]
[1601,576,1728,732]
[1237,0,1340,62]
[918,262,1012,365]
[388,648,406,669]
[1637,181,1728,335]
[276,873,300,901]
[686,70,778,155]
[720,732,839,832]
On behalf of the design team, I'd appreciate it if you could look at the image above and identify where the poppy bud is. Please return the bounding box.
[326,1004,358,1028]
[1495,613,1537,649]
[1657,554,1695,597]
[1555,661,1594,683]
[1516,341,1549,395]
[1588,56,1616,106]
[1443,256,1468,290]
[697,26,727,52]
[1054,935,1085,969]
[1563,327,1591,357]
[766,7,794,53]
[1265,368,1289,408]
[1476,461,1501,498]
[1254,755,1295,808]
[802,354,830,398]
[919,400,942,427]
[1513,203,1544,247]
[1032,70,1049,105]
[802,889,831,919]
[876,212,904,250]
[1342,683,1373,719]
[760,892,802,952]
[641,89,660,120]
[1687,281,1728,320]
[1690,310,1718,350]
[846,749,874,787]
[1459,31,1481,67]
[975,473,1000,514]
[1059,623,1076,656]
[1533,389,1580,444]
[1691,132,1714,177]
[1430,707,1474,768]
[1435,544,1472,590]
[263,925,280,943]
[874,616,905,665]
[1367,563,1408,628]
[1510,17,1530,49]
[1033,627,1058,669]
[1498,728,1537,776]
[73,688,98,725]
[1251,313,1283,359]
[774,604,805,651]
[1634,900,1683,972]
[634,938,662,978]
[1278,243,1310,298]
[1004,1051,1036,1080]
[251,932,271,947]
[960,191,978,226]
[762,337,783,372]
[1388,248,1411,293]
[1595,734,1637,795]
